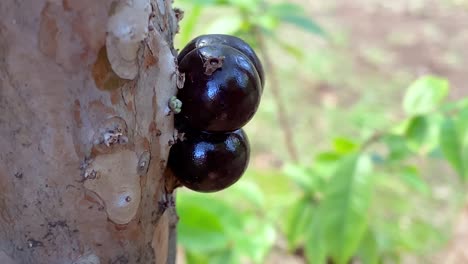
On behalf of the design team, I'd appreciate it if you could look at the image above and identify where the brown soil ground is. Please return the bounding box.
[309,0,468,99]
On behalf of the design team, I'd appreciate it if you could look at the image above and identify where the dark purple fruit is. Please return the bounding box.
[177,45,261,132]
[168,129,250,193]
[177,34,265,88]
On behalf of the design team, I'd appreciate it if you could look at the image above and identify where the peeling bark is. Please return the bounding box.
[0,0,179,263]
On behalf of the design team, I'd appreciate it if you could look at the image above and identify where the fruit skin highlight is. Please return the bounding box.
[177,34,265,88]
[168,129,250,193]
[177,45,261,132]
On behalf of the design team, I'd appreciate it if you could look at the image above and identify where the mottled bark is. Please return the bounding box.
[0,0,179,263]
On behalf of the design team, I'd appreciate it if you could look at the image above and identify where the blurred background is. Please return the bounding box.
[171,0,468,263]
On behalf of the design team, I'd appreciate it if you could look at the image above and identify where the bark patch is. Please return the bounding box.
[92,47,127,91]
[83,150,141,225]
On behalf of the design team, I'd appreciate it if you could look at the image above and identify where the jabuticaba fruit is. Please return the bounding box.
[177,45,261,132]
[168,129,250,193]
[170,34,262,193]
[177,34,265,88]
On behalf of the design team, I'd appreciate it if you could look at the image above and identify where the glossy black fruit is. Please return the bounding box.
[177,45,261,132]
[168,129,250,193]
[177,34,265,88]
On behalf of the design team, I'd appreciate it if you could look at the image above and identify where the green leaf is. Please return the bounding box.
[177,198,229,252]
[243,170,295,212]
[392,219,445,252]
[280,14,325,36]
[440,117,466,179]
[405,115,429,151]
[267,2,325,36]
[333,137,358,154]
[210,250,239,264]
[267,2,303,16]
[384,134,412,161]
[177,192,244,252]
[321,154,374,264]
[176,191,276,263]
[357,229,379,264]
[403,76,449,115]
[253,14,279,32]
[234,216,276,263]
[185,251,210,264]
[313,151,342,178]
[223,179,265,209]
[315,151,342,162]
[305,215,327,264]
[399,165,430,195]
[425,113,445,152]
[285,196,314,250]
[441,97,468,113]
[456,107,468,145]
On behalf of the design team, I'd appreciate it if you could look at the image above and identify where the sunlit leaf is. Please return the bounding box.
[243,169,295,205]
[440,117,466,179]
[285,196,314,249]
[313,151,342,178]
[357,229,379,264]
[315,151,342,162]
[177,191,276,263]
[457,107,468,135]
[321,154,374,264]
[305,215,327,264]
[185,251,210,264]
[403,76,449,115]
[391,118,412,135]
[333,137,358,154]
[425,113,445,152]
[177,197,230,252]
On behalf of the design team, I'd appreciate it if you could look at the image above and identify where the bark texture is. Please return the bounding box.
[0,0,179,263]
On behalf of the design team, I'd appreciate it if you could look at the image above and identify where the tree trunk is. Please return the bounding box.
[0,0,180,263]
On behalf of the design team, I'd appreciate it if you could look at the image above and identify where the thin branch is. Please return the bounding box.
[360,131,386,151]
[253,26,300,162]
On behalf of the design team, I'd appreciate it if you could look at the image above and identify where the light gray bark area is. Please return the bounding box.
[0,0,179,263]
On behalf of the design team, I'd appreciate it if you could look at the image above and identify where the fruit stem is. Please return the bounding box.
[253,26,299,162]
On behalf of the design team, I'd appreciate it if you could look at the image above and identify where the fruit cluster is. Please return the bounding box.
[168,34,264,193]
